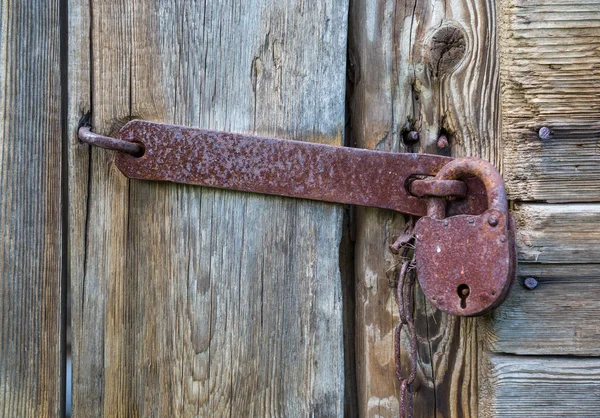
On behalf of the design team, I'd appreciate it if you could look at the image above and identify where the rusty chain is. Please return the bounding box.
[391,220,418,418]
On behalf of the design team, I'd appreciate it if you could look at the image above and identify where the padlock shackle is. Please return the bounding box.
[427,158,507,220]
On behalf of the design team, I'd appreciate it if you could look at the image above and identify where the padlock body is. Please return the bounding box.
[414,209,516,316]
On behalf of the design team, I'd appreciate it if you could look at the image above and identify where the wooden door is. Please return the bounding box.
[350,0,600,417]
[67,0,349,416]
[1,0,600,417]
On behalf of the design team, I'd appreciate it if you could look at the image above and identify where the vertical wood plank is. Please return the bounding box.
[0,1,64,417]
[69,1,348,416]
[348,0,500,416]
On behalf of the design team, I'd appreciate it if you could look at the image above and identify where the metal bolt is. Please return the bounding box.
[403,130,420,144]
[437,134,449,150]
[524,277,538,290]
[538,126,552,140]
[467,217,475,224]
[488,216,499,227]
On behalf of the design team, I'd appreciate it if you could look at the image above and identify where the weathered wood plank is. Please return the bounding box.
[480,355,600,417]
[70,0,348,416]
[482,203,600,354]
[0,1,64,417]
[348,0,500,416]
[514,203,600,263]
[501,0,600,201]
[484,264,600,355]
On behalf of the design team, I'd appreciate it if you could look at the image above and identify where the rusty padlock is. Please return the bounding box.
[414,158,516,316]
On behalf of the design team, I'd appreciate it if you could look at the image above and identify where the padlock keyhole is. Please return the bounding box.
[457,284,470,309]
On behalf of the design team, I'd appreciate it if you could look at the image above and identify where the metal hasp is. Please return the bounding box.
[112,120,489,217]
[87,120,515,316]
[414,158,517,316]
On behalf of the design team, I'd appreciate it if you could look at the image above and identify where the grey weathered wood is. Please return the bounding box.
[480,355,600,417]
[0,1,64,417]
[514,203,600,263]
[501,0,600,201]
[349,0,500,416]
[69,0,348,416]
[483,264,600,355]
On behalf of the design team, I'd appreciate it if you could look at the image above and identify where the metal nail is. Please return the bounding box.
[437,134,449,149]
[403,130,420,144]
[538,126,551,140]
[524,277,538,290]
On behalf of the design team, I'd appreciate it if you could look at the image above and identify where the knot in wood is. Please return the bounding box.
[427,25,467,77]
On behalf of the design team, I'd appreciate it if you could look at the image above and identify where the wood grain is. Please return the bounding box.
[0,2,64,417]
[514,203,600,263]
[480,355,600,417]
[69,0,348,416]
[348,0,499,416]
[483,264,600,356]
[501,0,600,201]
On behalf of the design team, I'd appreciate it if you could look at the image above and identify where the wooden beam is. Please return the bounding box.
[481,355,600,417]
[501,0,600,201]
[514,203,600,263]
[484,264,600,355]
[69,0,348,416]
[0,2,64,416]
[348,0,500,415]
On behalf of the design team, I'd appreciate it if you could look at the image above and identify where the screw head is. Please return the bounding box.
[488,216,499,227]
[437,134,449,150]
[538,126,552,140]
[524,277,539,290]
[403,130,420,144]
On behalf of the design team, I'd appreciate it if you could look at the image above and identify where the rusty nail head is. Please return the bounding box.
[524,277,538,290]
[538,126,551,140]
[468,217,475,224]
[488,215,499,227]
[404,130,420,144]
[437,134,449,149]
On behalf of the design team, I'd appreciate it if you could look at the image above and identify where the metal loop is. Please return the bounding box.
[426,158,507,220]
[78,126,144,156]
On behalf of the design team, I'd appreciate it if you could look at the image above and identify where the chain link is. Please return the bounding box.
[392,220,418,418]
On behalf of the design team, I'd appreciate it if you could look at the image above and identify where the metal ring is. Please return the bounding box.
[78,126,144,156]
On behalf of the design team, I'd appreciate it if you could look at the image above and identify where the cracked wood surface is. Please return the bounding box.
[0,2,64,417]
[501,0,600,201]
[480,356,600,417]
[483,204,600,356]
[348,0,500,416]
[514,203,600,264]
[68,1,348,416]
[484,264,600,356]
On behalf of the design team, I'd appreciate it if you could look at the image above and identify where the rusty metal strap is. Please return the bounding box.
[82,120,488,217]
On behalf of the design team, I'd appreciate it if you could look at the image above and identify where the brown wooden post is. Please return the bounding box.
[348,0,500,416]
